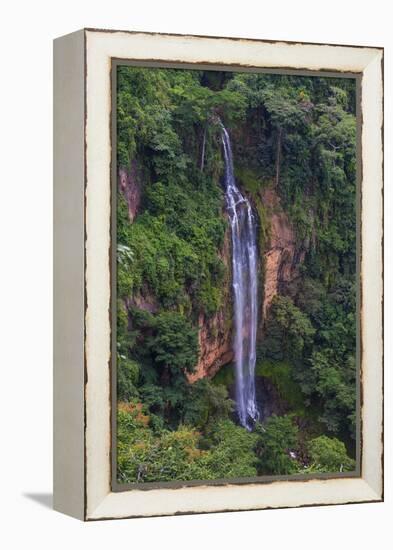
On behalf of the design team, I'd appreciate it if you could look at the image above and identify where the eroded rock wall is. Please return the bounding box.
[261,186,305,320]
[189,185,305,383]
[118,165,304,383]
[188,229,233,382]
[119,162,141,222]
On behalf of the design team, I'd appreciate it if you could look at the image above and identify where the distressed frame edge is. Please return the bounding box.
[82,29,383,521]
[88,479,382,521]
[358,49,384,499]
[53,29,86,520]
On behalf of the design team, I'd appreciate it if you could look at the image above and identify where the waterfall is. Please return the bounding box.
[221,125,259,430]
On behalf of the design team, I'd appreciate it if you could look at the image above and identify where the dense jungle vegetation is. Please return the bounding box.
[116,66,357,483]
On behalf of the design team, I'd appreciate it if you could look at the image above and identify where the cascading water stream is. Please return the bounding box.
[221,124,259,430]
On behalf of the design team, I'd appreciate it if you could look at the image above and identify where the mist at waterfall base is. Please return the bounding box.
[221,125,259,431]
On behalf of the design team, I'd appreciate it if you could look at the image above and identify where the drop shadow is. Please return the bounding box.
[23,492,53,509]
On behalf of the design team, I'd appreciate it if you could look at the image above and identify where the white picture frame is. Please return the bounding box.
[53,28,383,521]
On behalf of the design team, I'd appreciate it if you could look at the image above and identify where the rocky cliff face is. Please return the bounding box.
[187,310,233,382]
[119,162,141,222]
[261,186,305,321]
[119,167,304,383]
[188,185,306,383]
[188,229,233,383]
[118,170,234,382]
[119,166,158,313]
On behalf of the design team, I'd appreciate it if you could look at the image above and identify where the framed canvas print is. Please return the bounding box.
[53,29,383,520]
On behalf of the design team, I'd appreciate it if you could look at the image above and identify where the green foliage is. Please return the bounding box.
[117,404,257,483]
[211,362,235,387]
[309,351,356,436]
[182,380,234,428]
[148,311,199,377]
[117,402,205,482]
[118,193,225,313]
[256,360,305,413]
[227,73,356,282]
[117,66,230,319]
[261,296,315,361]
[117,356,140,401]
[259,285,356,439]
[255,415,300,475]
[116,65,357,483]
[234,166,270,256]
[201,419,259,478]
[294,276,357,437]
[306,435,356,473]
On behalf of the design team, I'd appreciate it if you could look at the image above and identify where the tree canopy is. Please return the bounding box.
[116,66,357,483]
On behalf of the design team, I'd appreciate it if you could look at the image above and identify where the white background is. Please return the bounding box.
[0,0,391,548]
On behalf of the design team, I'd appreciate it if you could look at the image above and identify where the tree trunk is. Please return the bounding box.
[275,127,283,188]
[200,126,207,172]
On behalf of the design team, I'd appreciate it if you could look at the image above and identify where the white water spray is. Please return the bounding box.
[221,125,259,430]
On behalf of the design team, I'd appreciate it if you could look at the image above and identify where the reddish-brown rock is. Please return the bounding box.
[261,186,305,320]
[126,293,158,314]
[119,162,141,222]
[188,229,233,383]
[188,311,233,383]
[188,185,305,383]
[120,171,304,383]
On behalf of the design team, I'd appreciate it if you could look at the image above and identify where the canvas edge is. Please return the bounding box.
[359,48,384,500]
[53,29,86,520]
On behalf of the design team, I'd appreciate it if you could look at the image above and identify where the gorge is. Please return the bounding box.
[116,66,358,482]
